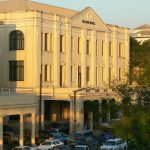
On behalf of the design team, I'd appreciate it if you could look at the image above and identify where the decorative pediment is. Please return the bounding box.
[68,7,109,31]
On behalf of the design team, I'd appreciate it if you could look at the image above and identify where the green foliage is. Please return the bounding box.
[130,37,150,85]
[111,81,150,149]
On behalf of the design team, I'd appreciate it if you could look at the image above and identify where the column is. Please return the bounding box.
[81,29,87,87]
[104,32,109,84]
[20,114,24,146]
[31,113,36,145]
[88,111,93,131]
[91,30,96,87]
[125,28,130,77]
[65,19,71,87]
[99,100,102,123]
[41,100,45,130]
[69,99,74,134]
[76,100,84,133]
[0,116,3,150]
[113,26,118,80]
[54,14,60,87]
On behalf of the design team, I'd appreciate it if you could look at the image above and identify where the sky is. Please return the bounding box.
[32,0,150,29]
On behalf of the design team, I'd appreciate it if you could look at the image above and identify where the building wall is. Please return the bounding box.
[0,8,130,100]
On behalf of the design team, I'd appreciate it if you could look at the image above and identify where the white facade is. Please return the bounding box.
[0,0,130,148]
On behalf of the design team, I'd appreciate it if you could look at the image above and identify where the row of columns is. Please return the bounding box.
[69,100,112,134]
[53,16,129,88]
[0,113,36,150]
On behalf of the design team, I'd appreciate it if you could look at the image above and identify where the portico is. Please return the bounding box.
[0,92,37,150]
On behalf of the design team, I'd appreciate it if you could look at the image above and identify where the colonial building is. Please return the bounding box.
[0,0,129,148]
[132,24,150,43]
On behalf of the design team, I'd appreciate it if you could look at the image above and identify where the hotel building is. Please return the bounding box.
[0,0,129,148]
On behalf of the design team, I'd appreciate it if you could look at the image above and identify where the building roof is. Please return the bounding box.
[134,24,150,30]
[0,0,78,17]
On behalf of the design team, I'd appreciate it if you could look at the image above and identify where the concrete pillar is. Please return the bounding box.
[31,113,36,145]
[81,29,87,87]
[0,116,3,150]
[104,32,109,84]
[69,99,74,135]
[76,100,84,133]
[99,101,102,123]
[20,114,24,146]
[54,14,60,87]
[65,20,71,87]
[88,111,93,131]
[41,100,45,130]
[113,26,118,80]
[91,30,96,87]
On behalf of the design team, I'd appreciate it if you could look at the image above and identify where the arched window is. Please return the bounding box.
[10,30,24,50]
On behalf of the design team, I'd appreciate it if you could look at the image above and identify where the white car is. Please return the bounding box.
[100,138,128,150]
[34,145,51,150]
[40,139,64,148]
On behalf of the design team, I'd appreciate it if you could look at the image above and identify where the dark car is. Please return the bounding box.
[100,132,115,142]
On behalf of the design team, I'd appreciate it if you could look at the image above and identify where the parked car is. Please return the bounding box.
[51,121,69,133]
[74,145,89,150]
[12,146,33,150]
[34,145,51,150]
[100,132,115,142]
[40,131,69,145]
[100,138,128,150]
[40,139,64,148]
[52,145,73,150]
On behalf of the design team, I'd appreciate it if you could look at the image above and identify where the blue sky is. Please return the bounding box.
[33,0,150,29]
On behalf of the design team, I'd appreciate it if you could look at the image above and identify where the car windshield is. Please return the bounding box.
[105,141,116,146]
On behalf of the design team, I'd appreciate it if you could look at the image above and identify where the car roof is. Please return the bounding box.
[13,146,31,149]
[107,138,122,142]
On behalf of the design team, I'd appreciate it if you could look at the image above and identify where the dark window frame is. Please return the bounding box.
[9,61,24,81]
[10,30,24,50]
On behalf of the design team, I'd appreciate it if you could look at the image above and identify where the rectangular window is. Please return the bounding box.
[44,65,48,81]
[9,61,24,81]
[78,66,81,87]
[50,65,52,81]
[41,32,43,51]
[50,33,53,52]
[119,68,122,81]
[119,43,124,57]
[60,65,63,87]
[86,40,90,54]
[86,67,90,82]
[78,37,80,54]
[102,41,104,56]
[109,41,112,56]
[60,35,63,52]
[45,33,48,51]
